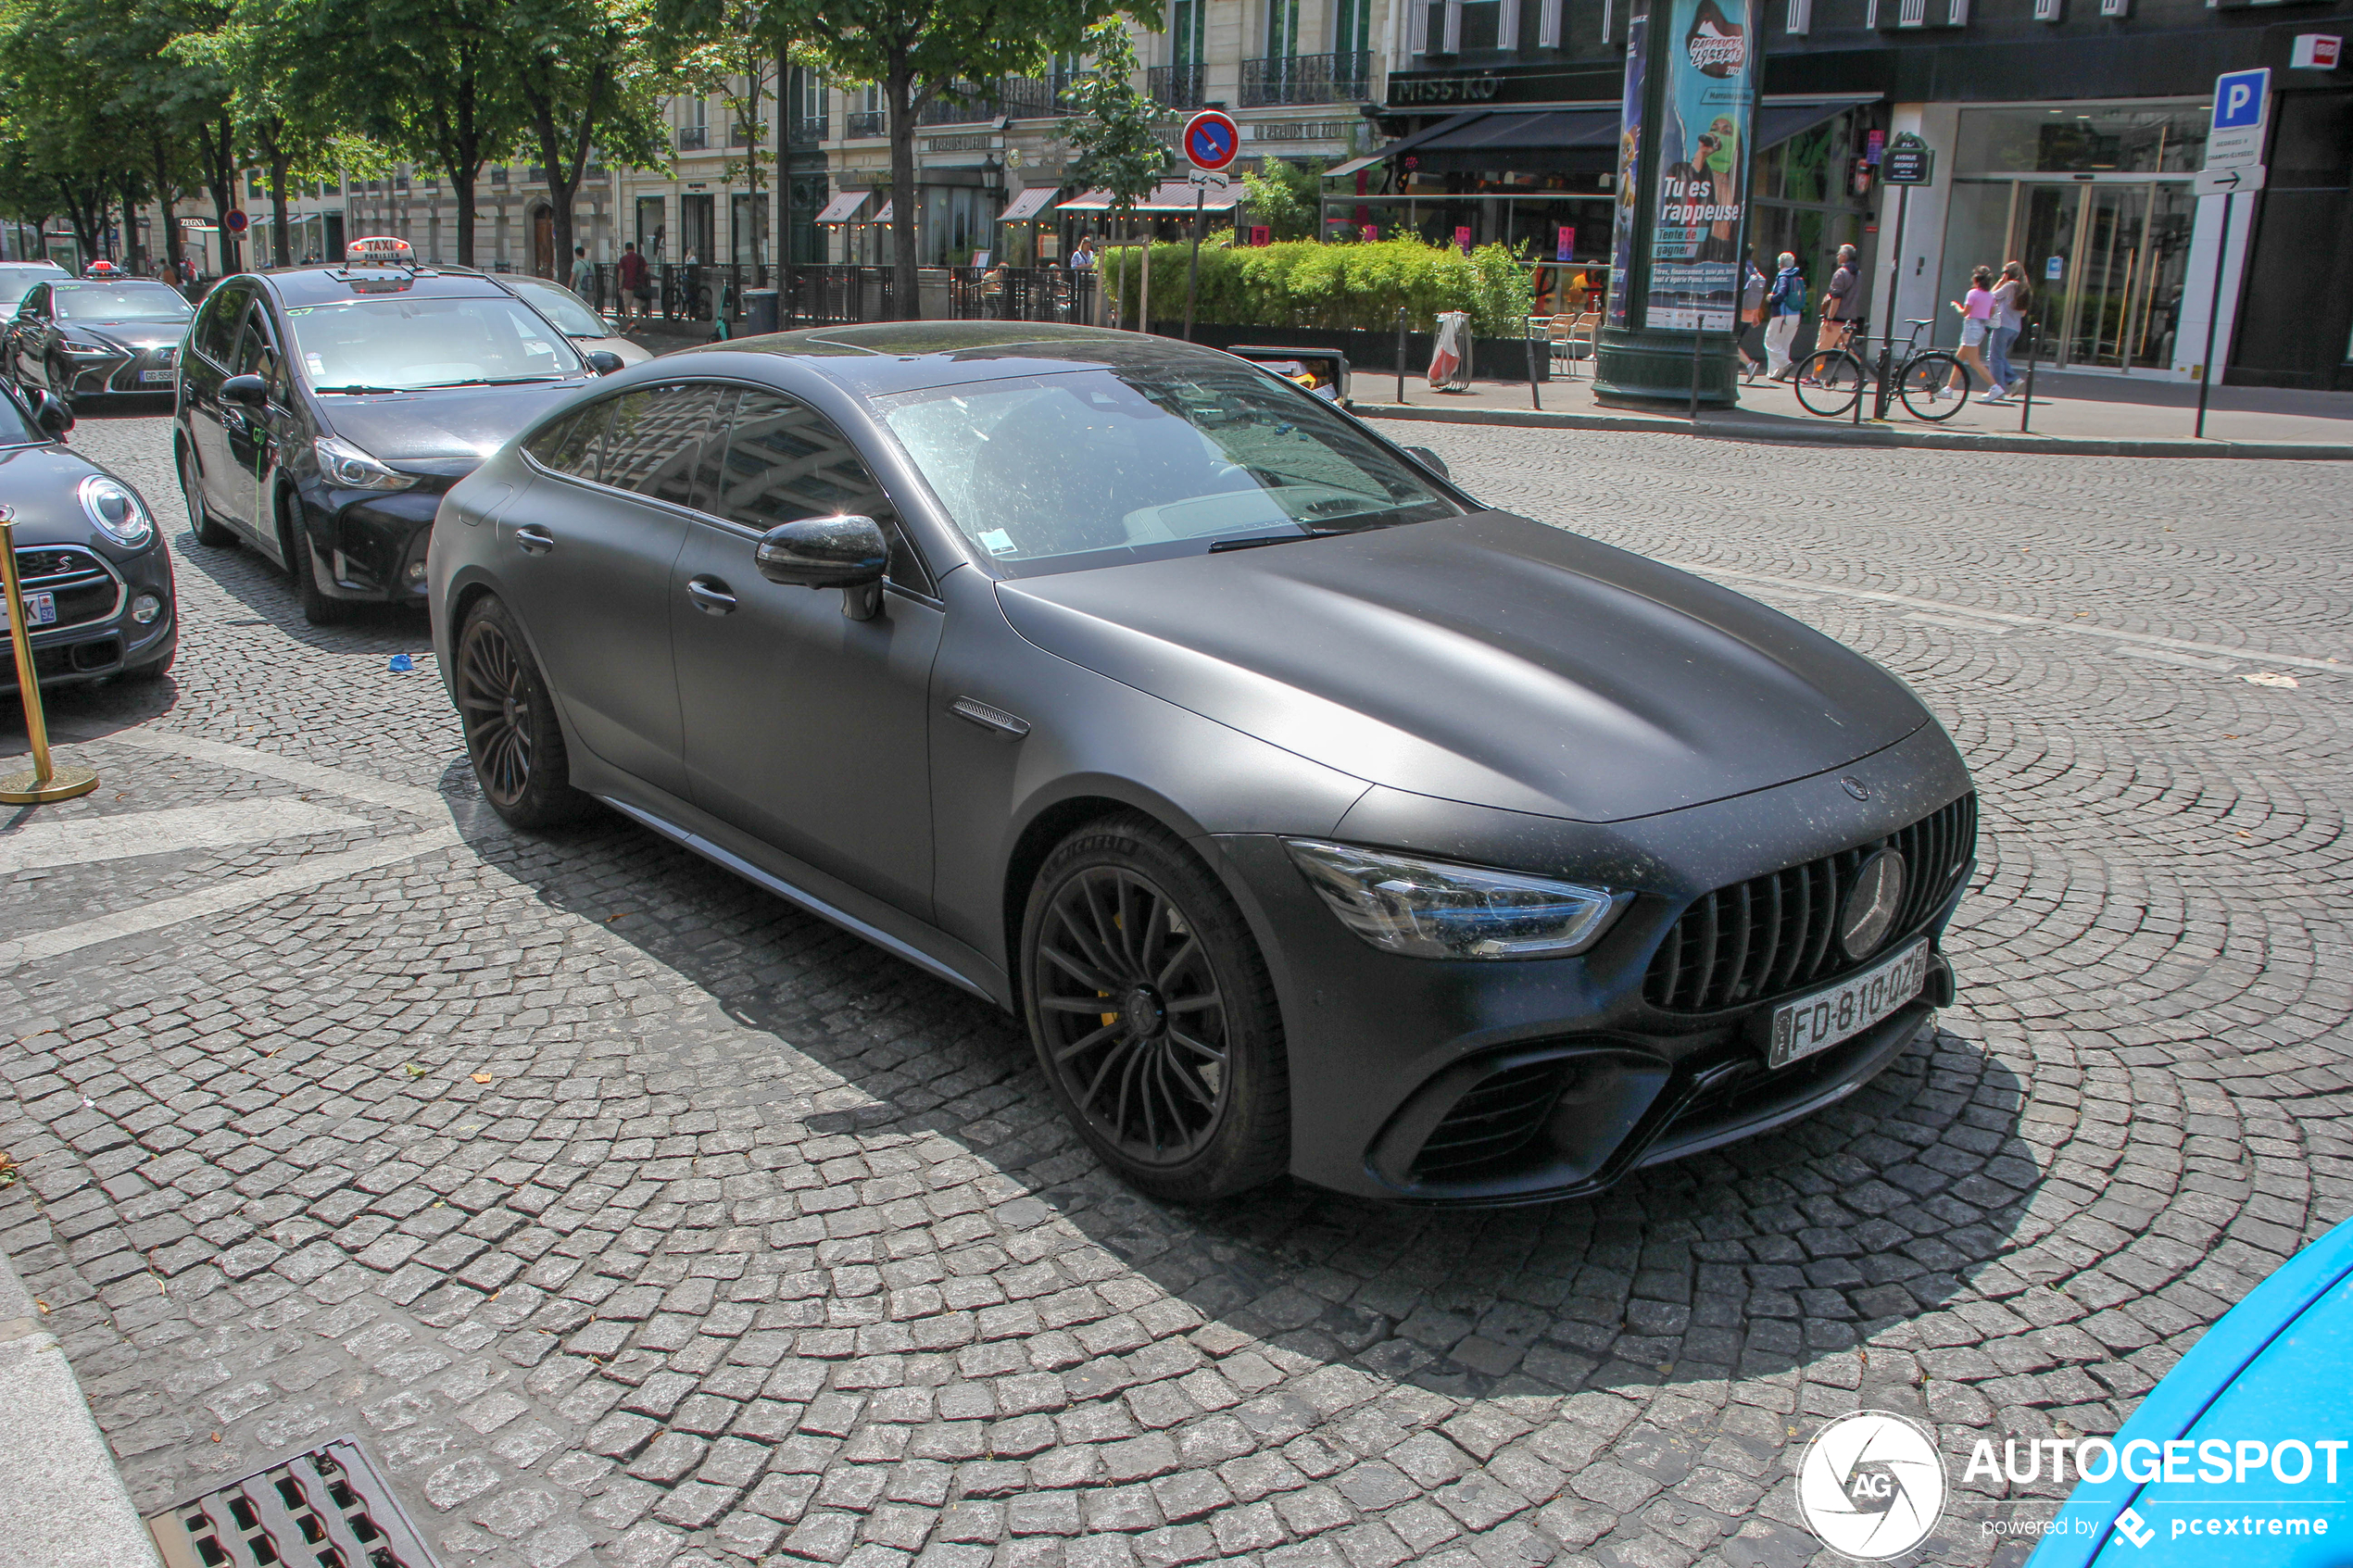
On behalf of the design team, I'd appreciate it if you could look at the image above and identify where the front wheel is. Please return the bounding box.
[1021,814,1290,1202]
[279,505,354,625]
[1899,353,1968,421]
[1792,351,1864,418]
[456,597,595,830]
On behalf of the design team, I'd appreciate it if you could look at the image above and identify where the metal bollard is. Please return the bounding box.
[0,511,100,804]
[1527,318,1542,412]
[1395,307,1407,406]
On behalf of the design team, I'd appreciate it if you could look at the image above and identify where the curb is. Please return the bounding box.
[0,1250,164,1568]
[1353,401,2353,460]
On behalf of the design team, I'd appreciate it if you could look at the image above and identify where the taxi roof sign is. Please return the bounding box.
[346,235,415,265]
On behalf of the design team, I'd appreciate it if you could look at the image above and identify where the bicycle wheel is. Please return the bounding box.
[1899,353,1968,420]
[1791,350,1864,418]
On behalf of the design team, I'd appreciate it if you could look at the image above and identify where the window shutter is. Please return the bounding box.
[2098,0,2128,14]
[1945,0,1969,24]
[1409,0,1428,54]
[1898,0,1926,26]
[1539,0,1562,45]
[1443,0,1464,52]
[1498,0,1522,46]
[2034,0,2062,18]
[1785,0,1811,32]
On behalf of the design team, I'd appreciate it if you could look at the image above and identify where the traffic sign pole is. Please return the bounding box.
[2195,193,2232,441]
[2193,69,2268,438]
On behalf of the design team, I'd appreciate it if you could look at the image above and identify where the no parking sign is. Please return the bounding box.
[1183,110,1239,173]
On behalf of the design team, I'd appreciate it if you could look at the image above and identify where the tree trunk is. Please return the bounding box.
[269,149,294,268]
[775,46,792,323]
[748,59,765,281]
[886,64,920,320]
[525,59,607,293]
[149,132,181,280]
[120,171,140,265]
[211,116,241,273]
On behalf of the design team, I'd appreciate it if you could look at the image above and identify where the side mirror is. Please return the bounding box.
[24,387,72,438]
[585,350,625,376]
[1403,444,1449,480]
[754,515,889,621]
[221,374,268,408]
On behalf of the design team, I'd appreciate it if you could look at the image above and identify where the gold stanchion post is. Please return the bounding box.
[0,511,100,805]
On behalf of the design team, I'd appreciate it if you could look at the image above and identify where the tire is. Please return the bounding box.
[120,646,176,683]
[455,596,595,830]
[1899,353,1968,420]
[279,502,353,625]
[180,444,234,547]
[1020,813,1290,1202]
[1792,350,1864,419]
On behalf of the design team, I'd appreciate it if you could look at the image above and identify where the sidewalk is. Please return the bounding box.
[1353,363,2353,458]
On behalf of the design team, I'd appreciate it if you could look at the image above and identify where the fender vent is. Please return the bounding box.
[145,1436,437,1568]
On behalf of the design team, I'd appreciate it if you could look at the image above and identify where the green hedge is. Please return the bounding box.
[1099,236,1536,336]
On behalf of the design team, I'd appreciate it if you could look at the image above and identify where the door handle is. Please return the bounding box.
[513,525,554,556]
[686,576,736,614]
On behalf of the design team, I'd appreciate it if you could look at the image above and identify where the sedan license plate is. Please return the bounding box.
[0,590,56,632]
[139,369,175,383]
[1768,939,1930,1069]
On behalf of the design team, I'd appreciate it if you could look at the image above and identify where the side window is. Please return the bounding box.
[522,400,615,481]
[233,313,275,381]
[20,285,45,320]
[716,390,930,591]
[601,383,722,508]
[195,286,247,365]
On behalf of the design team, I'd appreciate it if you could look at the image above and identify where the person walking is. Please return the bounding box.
[1818,243,1861,357]
[569,244,596,300]
[1738,257,1768,382]
[616,242,648,323]
[1068,235,1097,272]
[1982,260,2030,405]
[1940,265,1999,403]
[1764,251,1806,381]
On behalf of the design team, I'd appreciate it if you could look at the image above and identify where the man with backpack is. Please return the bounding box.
[616,242,648,324]
[1765,251,1806,381]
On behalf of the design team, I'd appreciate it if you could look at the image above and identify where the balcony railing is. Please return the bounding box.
[1239,51,1373,107]
[678,125,709,149]
[919,82,1000,125]
[1000,72,1083,119]
[729,122,767,146]
[846,109,886,138]
[789,113,827,144]
[1148,64,1205,110]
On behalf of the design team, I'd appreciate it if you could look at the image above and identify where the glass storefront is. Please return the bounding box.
[1941,100,2207,371]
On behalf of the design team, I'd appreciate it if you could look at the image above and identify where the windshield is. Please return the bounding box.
[0,266,62,308]
[876,365,1463,575]
[506,278,607,338]
[54,282,192,321]
[283,295,585,392]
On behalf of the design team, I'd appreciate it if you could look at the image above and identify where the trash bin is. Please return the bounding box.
[744,288,779,336]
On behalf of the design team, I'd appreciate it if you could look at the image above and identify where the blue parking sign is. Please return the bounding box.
[2213,69,2269,132]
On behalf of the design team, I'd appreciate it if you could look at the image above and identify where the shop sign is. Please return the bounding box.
[1642,0,1756,332]
[2291,33,2342,69]
[1454,225,1474,254]
[1390,74,1504,105]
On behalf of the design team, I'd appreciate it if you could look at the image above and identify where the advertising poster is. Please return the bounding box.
[1642,0,1754,331]
[1604,2,1648,329]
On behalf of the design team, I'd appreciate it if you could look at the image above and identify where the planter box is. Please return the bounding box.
[1143,320,1551,383]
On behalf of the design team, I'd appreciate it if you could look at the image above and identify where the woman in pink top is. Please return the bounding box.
[1940,265,1997,402]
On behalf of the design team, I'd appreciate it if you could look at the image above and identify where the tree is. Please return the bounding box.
[1239,154,1322,243]
[511,0,671,280]
[673,6,774,275]
[1058,19,1165,327]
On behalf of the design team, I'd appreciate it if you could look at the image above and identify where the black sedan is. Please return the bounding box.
[174,250,615,623]
[7,278,194,406]
[0,382,177,690]
[430,323,1975,1207]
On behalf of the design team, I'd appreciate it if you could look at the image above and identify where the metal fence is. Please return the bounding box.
[587,261,769,324]
[580,262,1096,330]
[1239,52,1373,107]
[945,267,1099,323]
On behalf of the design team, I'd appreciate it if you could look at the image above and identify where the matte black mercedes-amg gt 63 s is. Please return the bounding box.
[431,324,1975,1206]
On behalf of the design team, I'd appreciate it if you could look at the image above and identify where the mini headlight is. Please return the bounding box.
[1284,840,1630,960]
[314,433,417,491]
[78,475,154,547]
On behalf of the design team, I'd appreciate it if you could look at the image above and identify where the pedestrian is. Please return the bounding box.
[1818,244,1861,358]
[569,244,595,300]
[1941,265,1999,402]
[616,241,648,323]
[1982,260,2030,405]
[1764,251,1805,380]
[1069,235,1097,272]
[1737,257,1768,382]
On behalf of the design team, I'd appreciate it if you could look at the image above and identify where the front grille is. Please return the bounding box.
[1643,793,1977,1013]
[145,1436,437,1568]
[1411,1059,1568,1177]
[16,544,120,629]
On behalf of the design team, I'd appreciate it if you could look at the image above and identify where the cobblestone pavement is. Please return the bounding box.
[2,412,2347,1568]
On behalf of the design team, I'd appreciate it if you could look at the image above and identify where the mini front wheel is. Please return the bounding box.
[1899,353,1968,421]
[1793,351,1864,419]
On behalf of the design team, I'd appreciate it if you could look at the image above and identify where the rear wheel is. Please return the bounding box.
[1899,353,1968,420]
[1792,350,1864,418]
[180,445,234,547]
[457,596,594,830]
[1021,814,1290,1202]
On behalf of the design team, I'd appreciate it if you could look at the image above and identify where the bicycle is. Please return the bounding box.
[1790,318,1970,421]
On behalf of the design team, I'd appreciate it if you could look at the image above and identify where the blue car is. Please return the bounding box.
[2031,1214,2353,1564]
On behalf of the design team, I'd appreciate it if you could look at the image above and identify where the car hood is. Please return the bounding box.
[0,441,121,543]
[994,511,1931,823]
[317,380,589,470]
[63,320,186,350]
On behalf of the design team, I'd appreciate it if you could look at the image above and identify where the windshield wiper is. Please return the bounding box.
[424,375,568,388]
[312,383,405,395]
[1207,531,1326,553]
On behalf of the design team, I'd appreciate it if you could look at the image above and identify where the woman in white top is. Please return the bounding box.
[1982,261,2030,405]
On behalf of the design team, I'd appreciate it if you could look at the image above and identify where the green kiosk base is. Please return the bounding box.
[1592,326,1744,409]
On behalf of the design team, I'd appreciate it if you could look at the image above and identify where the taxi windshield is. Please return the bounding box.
[283,295,585,392]
[54,282,193,321]
[504,278,607,338]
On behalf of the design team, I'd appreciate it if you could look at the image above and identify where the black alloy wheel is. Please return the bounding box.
[180,444,234,547]
[456,597,592,830]
[1023,815,1289,1201]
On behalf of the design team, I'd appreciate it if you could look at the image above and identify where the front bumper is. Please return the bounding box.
[1214,720,1976,1204]
[292,481,447,604]
[58,344,179,398]
[0,540,176,693]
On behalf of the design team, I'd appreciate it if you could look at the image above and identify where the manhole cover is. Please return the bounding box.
[145,1436,437,1567]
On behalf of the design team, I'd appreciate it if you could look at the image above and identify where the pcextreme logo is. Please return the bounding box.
[1797,1411,1948,1559]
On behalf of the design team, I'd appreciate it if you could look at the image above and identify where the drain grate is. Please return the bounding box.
[145,1436,438,1568]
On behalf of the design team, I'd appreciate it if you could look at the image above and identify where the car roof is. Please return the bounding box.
[668,322,1265,399]
[252,266,515,307]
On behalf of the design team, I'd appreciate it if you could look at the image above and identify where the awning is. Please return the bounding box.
[1333,94,1881,176]
[872,200,895,224]
[1060,179,1244,214]
[814,191,867,224]
[1000,186,1059,222]
[1753,96,1876,151]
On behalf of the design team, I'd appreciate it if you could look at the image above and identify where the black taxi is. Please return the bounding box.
[173,237,621,623]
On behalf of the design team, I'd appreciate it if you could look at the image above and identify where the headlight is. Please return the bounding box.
[78,475,154,547]
[314,434,417,491]
[59,338,112,355]
[1284,839,1629,960]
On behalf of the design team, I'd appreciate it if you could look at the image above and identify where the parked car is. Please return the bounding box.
[6,277,194,407]
[174,238,619,624]
[431,322,1974,1205]
[0,381,176,690]
[494,274,649,369]
[0,260,69,323]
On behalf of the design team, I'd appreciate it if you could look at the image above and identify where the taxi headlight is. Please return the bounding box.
[1283,839,1630,960]
[78,475,154,547]
[314,434,417,491]
[59,338,112,356]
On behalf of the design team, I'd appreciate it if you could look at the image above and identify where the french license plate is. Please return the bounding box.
[0,590,57,631]
[140,369,175,383]
[1768,938,1931,1069]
